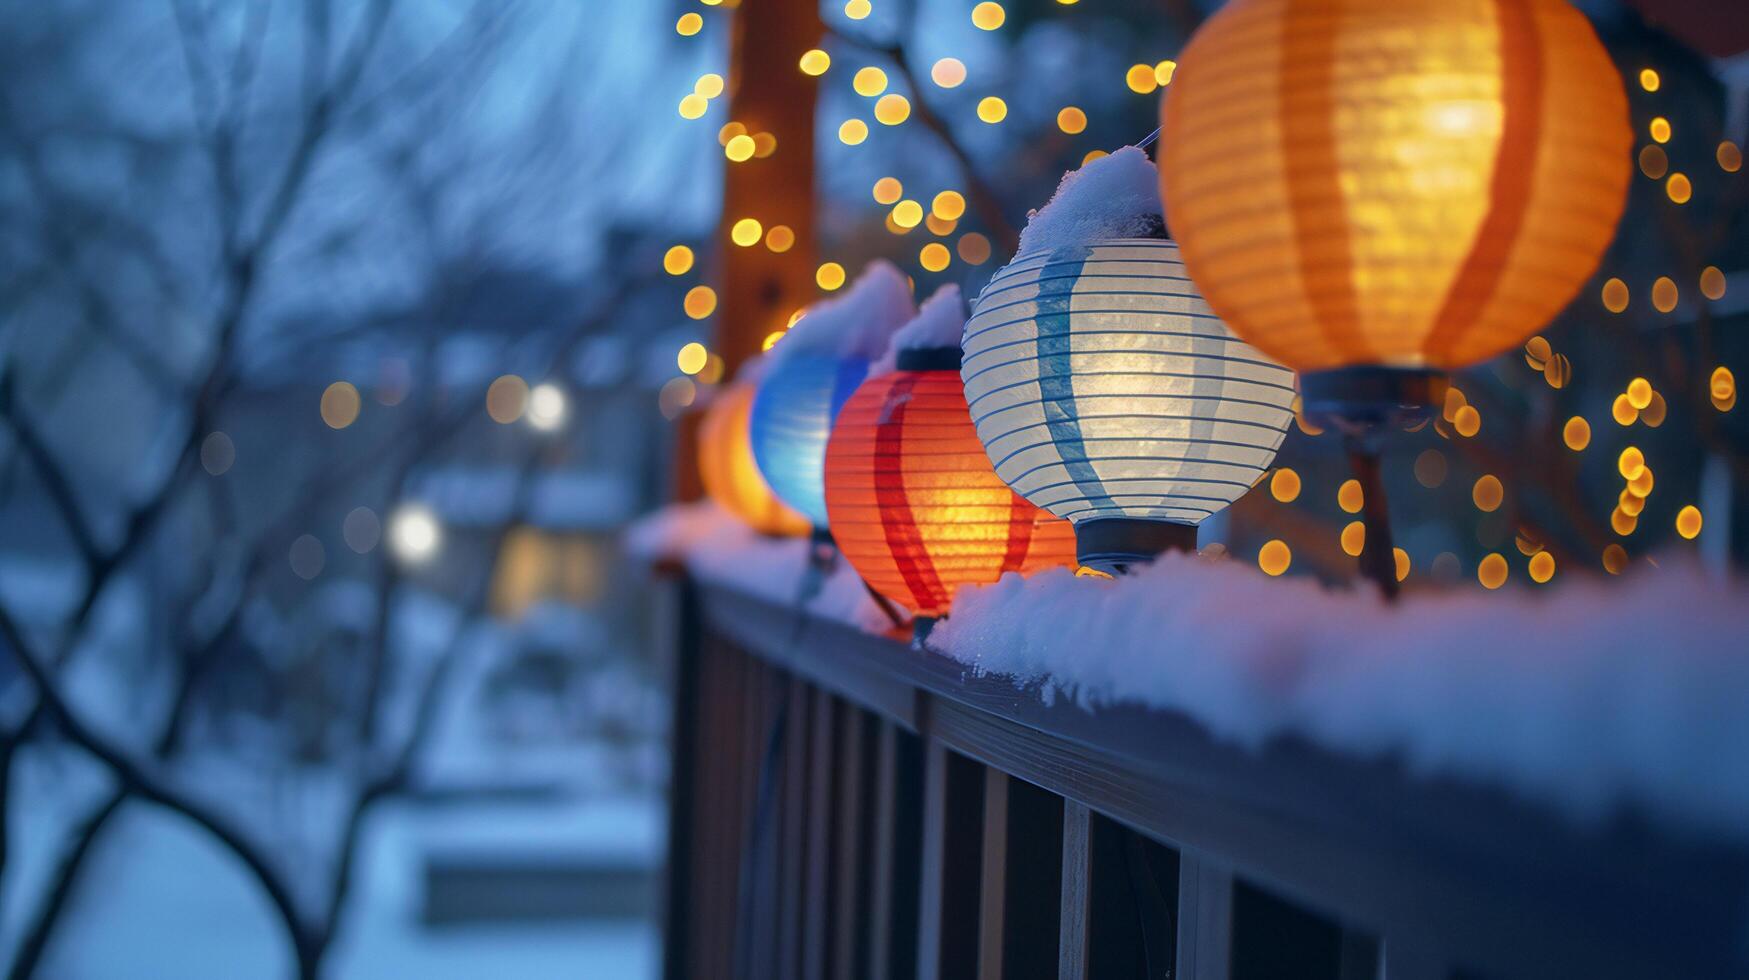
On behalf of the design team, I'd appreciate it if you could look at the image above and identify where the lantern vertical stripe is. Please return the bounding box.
[1280,0,1364,364]
[1424,0,1543,364]
[1034,249,1116,512]
[749,352,869,527]
[963,239,1295,527]
[872,373,945,605]
[998,490,1036,571]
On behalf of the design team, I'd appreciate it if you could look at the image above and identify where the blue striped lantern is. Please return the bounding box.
[749,351,870,529]
[961,238,1297,573]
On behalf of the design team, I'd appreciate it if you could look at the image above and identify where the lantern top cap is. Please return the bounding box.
[1017,145,1167,255]
[768,259,916,370]
[870,284,966,376]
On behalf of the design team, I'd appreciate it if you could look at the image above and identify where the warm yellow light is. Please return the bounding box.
[1563,416,1590,451]
[891,199,923,228]
[762,330,785,351]
[1639,67,1660,92]
[725,134,756,161]
[1414,448,1447,488]
[844,0,871,19]
[1601,277,1629,312]
[1154,60,1177,86]
[1472,474,1503,512]
[1340,521,1365,557]
[1712,366,1736,400]
[1337,478,1363,514]
[931,58,967,89]
[1611,506,1638,537]
[765,225,795,253]
[718,121,746,146]
[1125,64,1157,94]
[1269,467,1300,502]
[1524,335,1550,370]
[1626,377,1652,410]
[971,1,1005,30]
[321,381,361,429]
[839,118,868,145]
[1618,490,1644,517]
[1453,405,1481,437]
[919,242,950,272]
[1393,548,1410,582]
[1057,106,1087,135]
[1528,550,1555,584]
[678,94,708,119]
[1611,394,1638,426]
[684,285,717,319]
[1652,276,1678,312]
[1648,116,1670,144]
[485,375,528,424]
[957,233,992,265]
[1628,465,1654,498]
[853,66,888,97]
[663,245,694,276]
[872,176,903,204]
[1258,539,1291,576]
[1081,149,1108,165]
[1602,543,1628,575]
[799,49,831,76]
[699,381,810,537]
[730,218,762,247]
[677,342,709,375]
[694,73,724,99]
[874,94,911,125]
[1666,173,1692,204]
[1641,391,1667,428]
[924,213,957,236]
[816,262,847,291]
[1721,141,1744,173]
[1618,446,1645,480]
[1677,505,1703,540]
[931,190,966,221]
[976,97,1006,123]
[676,12,703,35]
[1477,553,1508,590]
[1639,144,1668,179]
[1543,353,1571,390]
[1701,266,1727,301]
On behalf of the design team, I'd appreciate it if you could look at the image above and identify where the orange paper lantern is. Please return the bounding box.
[699,380,810,537]
[824,350,1076,617]
[1159,0,1630,383]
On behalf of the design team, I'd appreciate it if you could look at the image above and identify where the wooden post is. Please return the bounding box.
[676,0,821,501]
[1176,852,1234,980]
[1057,802,1093,980]
[976,770,1010,980]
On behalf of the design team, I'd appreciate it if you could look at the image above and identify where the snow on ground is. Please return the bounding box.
[630,503,1749,840]
[1015,145,1166,255]
[869,285,967,377]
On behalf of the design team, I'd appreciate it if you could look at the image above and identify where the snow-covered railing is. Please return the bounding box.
[642,506,1749,980]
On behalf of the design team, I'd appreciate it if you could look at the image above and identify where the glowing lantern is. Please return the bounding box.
[962,238,1296,572]
[750,261,916,528]
[1159,0,1631,417]
[825,289,1076,617]
[698,375,810,537]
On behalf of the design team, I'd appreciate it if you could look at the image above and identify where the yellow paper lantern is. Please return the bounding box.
[1160,0,1631,413]
[698,378,810,537]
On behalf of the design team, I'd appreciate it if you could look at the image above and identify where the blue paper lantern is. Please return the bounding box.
[962,238,1296,571]
[749,351,870,528]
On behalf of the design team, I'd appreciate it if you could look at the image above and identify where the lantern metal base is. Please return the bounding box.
[911,616,938,648]
[1075,518,1198,576]
[896,346,962,372]
[1300,366,1448,434]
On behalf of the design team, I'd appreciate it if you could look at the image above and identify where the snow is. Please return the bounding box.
[1016,146,1166,255]
[766,260,916,369]
[869,285,968,377]
[632,503,1749,840]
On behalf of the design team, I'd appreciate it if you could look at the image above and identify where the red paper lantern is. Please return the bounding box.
[824,350,1077,618]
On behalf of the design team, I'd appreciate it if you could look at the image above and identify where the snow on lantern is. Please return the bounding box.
[750,261,916,530]
[824,286,1077,621]
[1158,0,1631,421]
[698,359,810,537]
[962,149,1296,574]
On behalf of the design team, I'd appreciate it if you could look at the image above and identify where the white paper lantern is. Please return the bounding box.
[961,238,1296,571]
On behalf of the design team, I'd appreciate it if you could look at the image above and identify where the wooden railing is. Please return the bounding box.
[659,575,1749,980]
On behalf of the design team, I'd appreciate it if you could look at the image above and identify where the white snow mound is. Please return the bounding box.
[767,260,916,369]
[870,285,967,376]
[1017,145,1165,255]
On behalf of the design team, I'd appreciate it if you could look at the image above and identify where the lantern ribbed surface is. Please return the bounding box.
[961,239,1295,528]
[699,381,810,537]
[1159,0,1631,373]
[825,367,1077,617]
[749,351,869,528]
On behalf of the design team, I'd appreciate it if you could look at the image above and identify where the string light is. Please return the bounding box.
[1639,145,1668,179]
[1649,117,1670,143]
[694,73,724,98]
[664,245,694,276]
[725,134,756,161]
[976,97,1006,123]
[388,504,441,565]
[956,233,991,265]
[1057,106,1087,134]
[1529,551,1555,584]
[676,13,702,35]
[1601,277,1629,312]
[1563,416,1590,450]
[844,0,871,19]
[1341,521,1366,557]
[853,66,888,96]
[873,177,902,204]
[1652,276,1678,312]
[678,94,707,119]
[1270,468,1301,502]
[1472,475,1503,512]
[730,217,763,246]
[486,375,528,423]
[684,285,717,319]
[1677,505,1703,540]
[1721,141,1743,173]
[1125,64,1157,94]
[838,119,868,145]
[1666,173,1692,204]
[931,58,966,88]
[971,1,1005,30]
[891,200,923,228]
[816,262,846,290]
[1258,540,1291,576]
[1701,266,1727,301]
[799,49,830,75]
[930,191,965,220]
[874,94,910,125]
[1337,478,1363,514]
[678,343,709,375]
[765,225,795,253]
[919,242,950,272]
[1477,553,1508,590]
[321,381,361,429]
[1639,68,1660,91]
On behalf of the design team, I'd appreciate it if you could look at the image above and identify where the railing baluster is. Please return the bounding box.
[1176,853,1234,980]
[868,721,899,980]
[916,741,985,980]
[804,691,839,980]
[977,769,1011,979]
[1057,802,1091,980]
[831,707,869,980]
[778,674,811,980]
